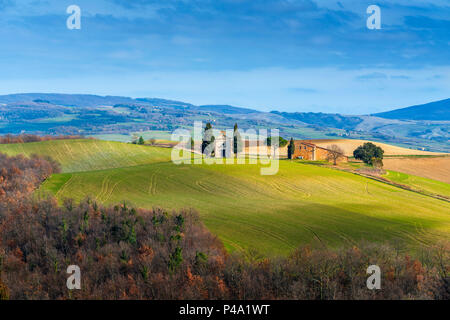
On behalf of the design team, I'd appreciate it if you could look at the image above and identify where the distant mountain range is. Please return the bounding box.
[374,98,450,121]
[0,93,448,152]
[1,93,448,120]
[0,93,260,115]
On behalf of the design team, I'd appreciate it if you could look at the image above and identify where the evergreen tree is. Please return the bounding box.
[287,138,295,159]
[138,136,145,145]
[267,136,288,147]
[201,123,215,157]
[233,123,243,156]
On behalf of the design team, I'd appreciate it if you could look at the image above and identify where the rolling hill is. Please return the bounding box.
[2,139,448,256]
[197,104,260,114]
[383,157,450,184]
[0,93,139,107]
[1,93,449,155]
[383,170,450,198]
[0,139,172,173]
[374,98,450,121]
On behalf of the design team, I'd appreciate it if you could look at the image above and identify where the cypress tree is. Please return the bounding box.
[201,123,215,157]
[287,138,295,159]
[233,123,243,156]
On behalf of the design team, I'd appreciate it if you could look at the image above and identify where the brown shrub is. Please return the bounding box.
[0,134,86,144]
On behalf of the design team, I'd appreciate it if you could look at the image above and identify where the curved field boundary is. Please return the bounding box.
[0,139,173,173]
[383,157,450,184]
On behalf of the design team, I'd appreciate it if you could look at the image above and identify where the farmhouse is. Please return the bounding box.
[292,141,348,162]
[205,132,348,163]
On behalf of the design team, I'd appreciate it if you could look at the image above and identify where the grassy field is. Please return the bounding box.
[2,139,449,256]
[90,130,174,143]
[383,170,450,198]
[0,139,172,173]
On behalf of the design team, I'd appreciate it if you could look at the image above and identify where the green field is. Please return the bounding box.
[384,170,450,198]
[0,139,172,173]
[90,130,174,143]
[1,139,449,256]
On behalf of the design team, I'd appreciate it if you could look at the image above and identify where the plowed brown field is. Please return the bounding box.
[383,157,450,184]
[304,139,446,156]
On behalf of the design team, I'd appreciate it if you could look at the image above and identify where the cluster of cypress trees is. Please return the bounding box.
[201,122,243,157]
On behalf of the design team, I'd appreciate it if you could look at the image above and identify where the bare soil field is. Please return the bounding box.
[383,157,450,184]
[303,139,446,156]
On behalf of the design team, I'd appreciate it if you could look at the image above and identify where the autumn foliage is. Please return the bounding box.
[0,153,60,207]
[0,134,86,145]
[0,152,448,300]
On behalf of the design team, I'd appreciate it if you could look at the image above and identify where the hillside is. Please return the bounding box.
[383,157,450,184]
[302,139,447,156]
[0,93,139,107]
[39,157,449,256]
[270,111,363,130]
[197,105,260,114]
[1,93,449,153]
[0,139,172,173]
[3,139,443,256]
[383,170,450,198]
[374,98,450,120]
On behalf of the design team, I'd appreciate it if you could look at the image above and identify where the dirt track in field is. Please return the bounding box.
[383,157,450,184]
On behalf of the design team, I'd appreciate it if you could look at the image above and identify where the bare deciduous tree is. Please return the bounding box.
[326,144,345,165]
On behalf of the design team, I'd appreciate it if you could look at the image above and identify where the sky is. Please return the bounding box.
[0,0,449,114]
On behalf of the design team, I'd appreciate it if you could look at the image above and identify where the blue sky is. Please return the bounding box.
[0,0,448,114]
